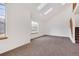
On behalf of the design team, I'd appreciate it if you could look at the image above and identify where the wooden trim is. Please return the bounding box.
[72,3,78,15]
[70,18,73,36]
[73,3,77,11]
[31,35,47,40]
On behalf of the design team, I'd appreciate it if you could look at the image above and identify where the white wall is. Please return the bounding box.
[31,4,75,43]
[31,4,73,39]
[44,5,72,38]
[74,14,79,27]
[31,19,45,39]
[0,4,31,54]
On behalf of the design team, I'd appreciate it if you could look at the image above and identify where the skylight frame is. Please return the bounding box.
[37,3,47,10]
[43,8,53,15]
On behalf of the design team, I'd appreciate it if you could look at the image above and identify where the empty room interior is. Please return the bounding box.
[0,3,79,56]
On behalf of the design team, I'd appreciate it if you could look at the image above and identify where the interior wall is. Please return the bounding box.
[74,15,79,27]
[44,5,72,37]
[31,4,73,39]
[31,19,45,39]
[0,3,31,54]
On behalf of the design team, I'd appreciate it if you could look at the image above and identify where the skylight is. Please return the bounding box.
[44,8,53,15]
[37,3,47,10]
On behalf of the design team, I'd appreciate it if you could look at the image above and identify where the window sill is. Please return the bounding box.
[0,34,8,40]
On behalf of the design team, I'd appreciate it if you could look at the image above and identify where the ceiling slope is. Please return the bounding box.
[28,3,71,22]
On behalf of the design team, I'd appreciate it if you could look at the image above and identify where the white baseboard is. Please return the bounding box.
[0,40,30,54]
[46,34,69,38]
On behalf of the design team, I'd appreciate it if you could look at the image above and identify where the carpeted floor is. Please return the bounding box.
[1,35,79,56]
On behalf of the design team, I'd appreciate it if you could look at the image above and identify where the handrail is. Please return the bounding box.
[69,3,78,43]
[73,3,77,11]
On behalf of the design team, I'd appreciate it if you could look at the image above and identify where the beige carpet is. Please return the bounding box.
[1,35,79,56]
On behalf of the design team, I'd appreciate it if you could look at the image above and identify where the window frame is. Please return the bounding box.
[0,3,8,39]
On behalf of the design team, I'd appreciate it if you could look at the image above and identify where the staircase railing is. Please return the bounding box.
[69,3,77,43]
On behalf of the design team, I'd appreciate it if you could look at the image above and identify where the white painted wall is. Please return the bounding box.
[31,4,75,43]
[28,4,47,39]
[31,4,73,40]
[74,14,79,27]
[0,4,31,54]
[31,19,45,39]
[44,5,72,38]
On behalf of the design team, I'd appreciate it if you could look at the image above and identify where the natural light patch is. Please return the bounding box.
[32,21,39,34]
[44,8,53,15]
[37,3,47,10]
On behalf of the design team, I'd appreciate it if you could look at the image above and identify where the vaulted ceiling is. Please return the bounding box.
[28,3,71,22]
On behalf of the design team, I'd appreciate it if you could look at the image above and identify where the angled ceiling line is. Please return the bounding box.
[45,4,71,21]
[43,8,53,15]
[37,3,47,10]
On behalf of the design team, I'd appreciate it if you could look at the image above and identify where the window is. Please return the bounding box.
[0,4,7,39]
[32,21,39,34]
